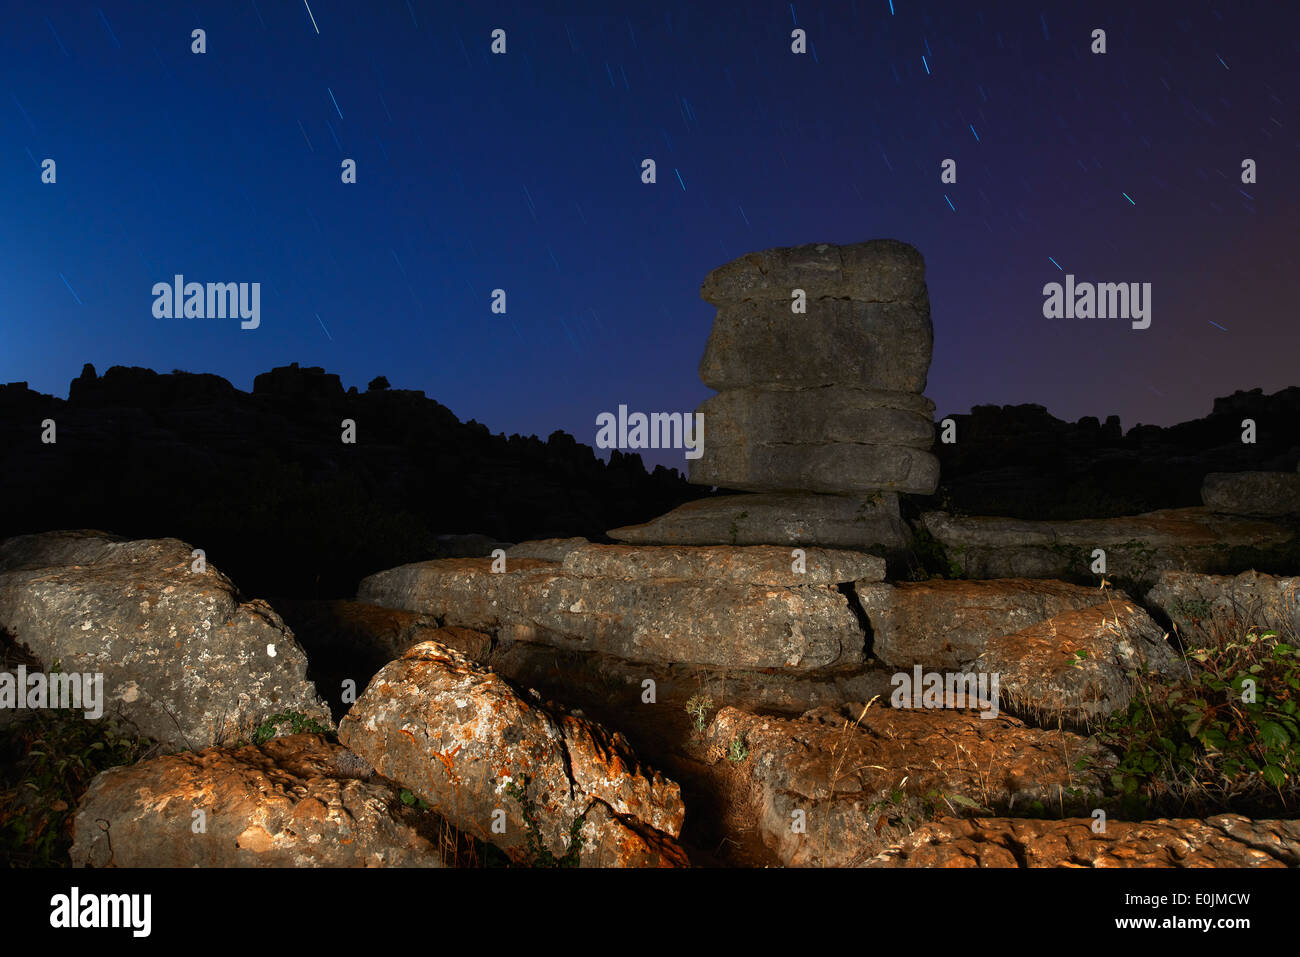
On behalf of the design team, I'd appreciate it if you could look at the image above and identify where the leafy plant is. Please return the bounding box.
[1095,626,1300,816]
[252,710,331,744]
[399,788,430,810]
[726,733,749,763]
[0,711,154,866]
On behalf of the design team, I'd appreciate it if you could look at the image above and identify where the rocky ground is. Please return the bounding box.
[1,522,1297,868]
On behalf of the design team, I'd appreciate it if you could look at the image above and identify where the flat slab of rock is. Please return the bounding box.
[1202,471,1300,517]
[0,531,331,751]
[71,734,444,867]
[975,600,1180,726]
[699,298,932,393]
[561,542,884,585]
[866,814,1300,867]
[701,239,927,307]
[920,508,1294,584]
[505,538,590,562]
[608,492,912,551]
[701,704,1108,867]
[339,640,687,867]
[855,578,1113,670]
[695,387,936,448]
[1146,570,1299,648]
[690,432,940,496]
[358,556,865,672]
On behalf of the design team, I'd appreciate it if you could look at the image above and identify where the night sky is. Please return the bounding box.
[4,1,1297,472]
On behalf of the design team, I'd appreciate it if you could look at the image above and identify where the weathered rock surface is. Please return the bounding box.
[338,640,687,866]
[71,734,445,867]
[700,704,1108,867]
[974,600,1180,726]
[920,508,1293,585]
[1202,471,1300,517]
[689,239,938,498]
[866,814,1300,867]
[561,542,885,586]
[358,554,866,672]
[505,537,590,562]
[608,492,912,551]
[854,578,1111,670]
[700,239,928,306]
[698,386,935,443]
[699,298,931,391]
[1145,570,1299,647]
[690,433,940,496]
[0,531,332,750]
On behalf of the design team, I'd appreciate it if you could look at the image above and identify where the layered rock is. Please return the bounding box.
[854,578,1112,670]
[71,734,446,867]
[700,704,1109,867]
[866,814,1300,867]
[357,544,880,673]
[0,531,331,751]
[688,240,938,500]
[1145,570,1299,648]
[974,600,1180,726]
[608,492,912,550]
[1202,471,1300,517]
[919,508,1294,586]
[338,640,687,867]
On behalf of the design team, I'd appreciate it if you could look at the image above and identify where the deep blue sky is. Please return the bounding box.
[4,1,1297,472]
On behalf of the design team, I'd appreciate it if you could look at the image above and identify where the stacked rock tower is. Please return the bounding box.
[611,239,938,551]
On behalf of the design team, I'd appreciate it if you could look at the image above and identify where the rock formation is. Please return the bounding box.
[0,530,331,750]
[71,734,446,867]
[612,239,938,552]
[338,639,687,867]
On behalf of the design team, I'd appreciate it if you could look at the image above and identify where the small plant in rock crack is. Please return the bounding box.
[503,774,585,867]
[399,789,430,810]
[685,693,715,735]
[726,733,749,763]
[253,710,331,744]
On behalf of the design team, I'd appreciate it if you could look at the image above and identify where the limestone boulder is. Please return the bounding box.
[338,640,687,867]
[607,492,912,551]
[854,578,1113,670]
[1202,471,1300,517]
[919,508,1294,585]
[973,600,1180,727]
[357,553,867,672]
[700,703,1109,867]
[0,531,331,751]
[71,734,445,867]
[1145,570,1299,648]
